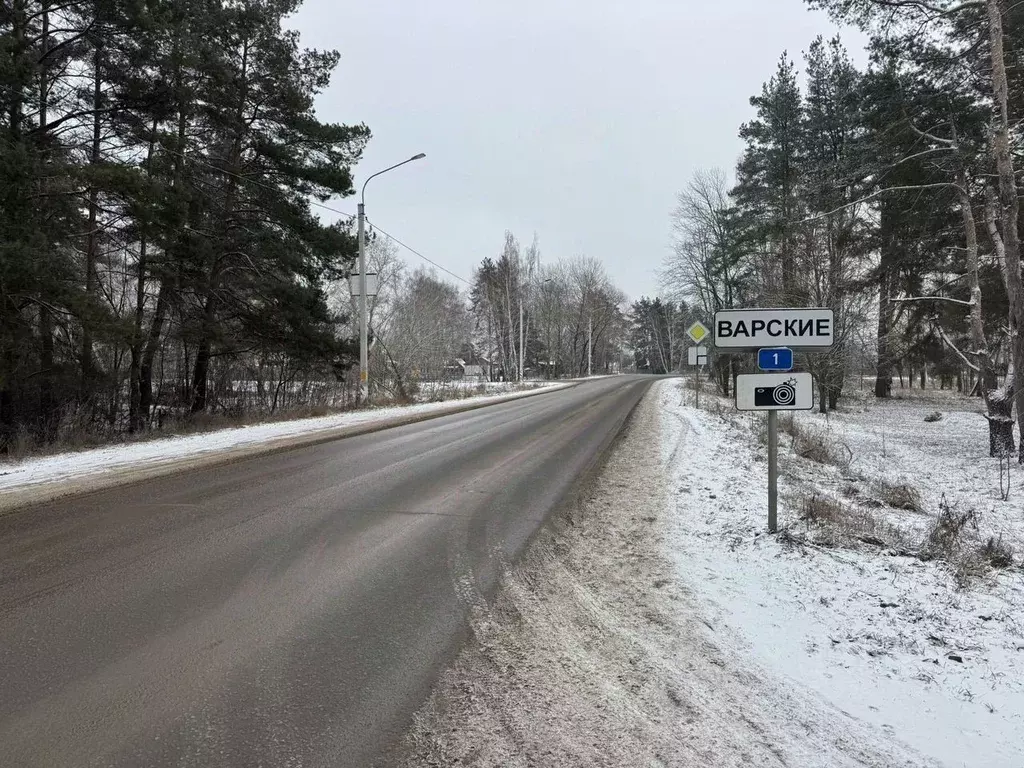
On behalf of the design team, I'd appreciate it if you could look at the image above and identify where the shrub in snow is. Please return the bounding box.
[922,496,979,559]
[799,494,844,526]
[873,479,924,512]
[983,535,1014,569]
[920,496,994,588]
[792,424,852,471]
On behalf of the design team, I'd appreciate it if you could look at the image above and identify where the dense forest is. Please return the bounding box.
[0,0,370,453]
[663,0,1024,459]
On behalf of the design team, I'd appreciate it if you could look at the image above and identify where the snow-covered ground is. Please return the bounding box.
[394,379,936,767]
[412,380,548,400]
[659,380,1024,768]
[0,382,568,504]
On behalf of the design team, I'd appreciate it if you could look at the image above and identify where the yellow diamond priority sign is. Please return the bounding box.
[686,321,710,344]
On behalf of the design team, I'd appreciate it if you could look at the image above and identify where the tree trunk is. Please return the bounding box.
[0,333,15,448]
[828,383,841,411]
[874,278,893,398]
[39,307,54,435]
[190,295,216,414]
[81,46,104,401]
[128,240,147,433]
[36,2,54,435]
[129,120,158,433]
[986,0,1024,462]
[139,283,170,424]
[988,361,1016,456]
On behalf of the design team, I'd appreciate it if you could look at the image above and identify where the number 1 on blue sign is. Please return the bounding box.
[759,347,793,371]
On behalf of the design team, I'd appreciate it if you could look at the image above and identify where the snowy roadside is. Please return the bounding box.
[390,380,931,768]
[0,382,571,510]
[659,380,1024,768]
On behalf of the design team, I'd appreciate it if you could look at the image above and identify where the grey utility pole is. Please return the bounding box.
[357,153,426,403]
[587,315,593,377]
[518,292,524,383]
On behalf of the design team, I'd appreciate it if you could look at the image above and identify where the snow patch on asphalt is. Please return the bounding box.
[659,381,1024,768]
[392,381,931,767]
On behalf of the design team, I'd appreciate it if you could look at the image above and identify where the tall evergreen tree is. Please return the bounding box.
[0,0,370,450]
[733,52,804,304]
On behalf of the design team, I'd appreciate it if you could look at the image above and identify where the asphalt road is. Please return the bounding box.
[0,375,654,768]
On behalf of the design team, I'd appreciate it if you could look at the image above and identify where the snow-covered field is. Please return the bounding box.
[660,380,1024,768]
[0,382,568,505]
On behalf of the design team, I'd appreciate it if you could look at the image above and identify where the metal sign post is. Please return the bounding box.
[718,306,835,534]
[735,372,811,532]
[695,359,701,409]
[768,410,778,532]
[686,323,711,410]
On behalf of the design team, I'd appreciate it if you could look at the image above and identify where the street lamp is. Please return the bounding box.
[357,153,426,404]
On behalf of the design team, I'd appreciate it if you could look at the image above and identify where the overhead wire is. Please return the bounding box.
[156,146,471,284]
[365,218,471,286]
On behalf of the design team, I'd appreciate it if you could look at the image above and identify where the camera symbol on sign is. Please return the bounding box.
[754,378,797,407]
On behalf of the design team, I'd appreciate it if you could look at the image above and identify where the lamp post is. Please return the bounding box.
[357,153,425,404]
[588,314,593,377]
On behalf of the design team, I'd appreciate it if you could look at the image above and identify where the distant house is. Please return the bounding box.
[445,354,492,381]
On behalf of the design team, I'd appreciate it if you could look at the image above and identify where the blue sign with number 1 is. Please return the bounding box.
[758,347,793,371]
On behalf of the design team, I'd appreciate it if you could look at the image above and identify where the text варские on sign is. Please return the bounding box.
[713,308,834,350]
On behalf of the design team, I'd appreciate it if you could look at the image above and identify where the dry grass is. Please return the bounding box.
[795,492,911,551]
[922,496,980,560]
[799,484,1010,590]
[2,382,532,462]
[873,479,924,512]
[982,535,1015,569]
[774,414,853,470]
[798,493,846,526]
[793,425,853,470]
[918,496,1001,589]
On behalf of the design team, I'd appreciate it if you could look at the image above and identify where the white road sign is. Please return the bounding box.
[687,346,708,366]
[714,308,834,349]
[348,273,379,298]
[735,372,814,411]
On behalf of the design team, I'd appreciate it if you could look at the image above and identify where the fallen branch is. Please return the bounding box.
[934,325,981,372]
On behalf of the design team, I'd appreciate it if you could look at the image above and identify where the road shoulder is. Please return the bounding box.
[388,380,928,767]
[0,383,574,514]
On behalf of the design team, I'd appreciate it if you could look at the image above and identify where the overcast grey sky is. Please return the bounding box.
[292,1,865,301]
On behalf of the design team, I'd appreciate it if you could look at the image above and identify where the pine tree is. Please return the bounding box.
[0,0,370,449]
[733,52,804,304]
[799,36,867,410]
